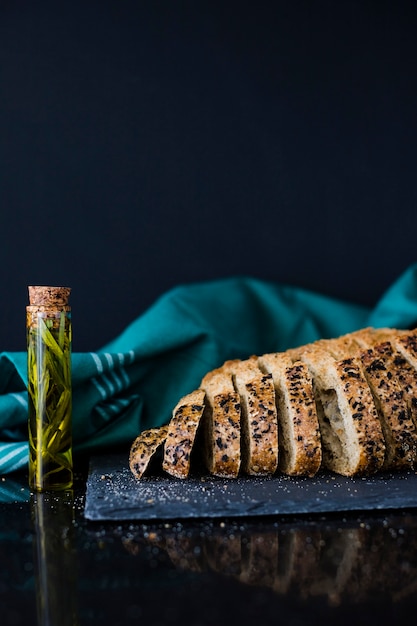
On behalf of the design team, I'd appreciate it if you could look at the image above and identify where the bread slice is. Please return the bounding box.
[330,328,417,470]
[129,425,169,479]
[162,388,206,479]
[385,349,417,433]
[389,330,417,432]
[359,342,417,469]
[393,328,417,365]
[200,366,241,478]
[369,329,417,459]
[221,356,278,476]
[258,352,322,476]
[288,341,385,476]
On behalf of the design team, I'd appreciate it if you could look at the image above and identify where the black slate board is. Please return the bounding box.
[83,453,417,521]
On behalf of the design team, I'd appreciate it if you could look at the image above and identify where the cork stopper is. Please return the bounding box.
[28,286,71,307]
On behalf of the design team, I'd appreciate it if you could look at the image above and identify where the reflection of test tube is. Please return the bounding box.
[31,491,78,626]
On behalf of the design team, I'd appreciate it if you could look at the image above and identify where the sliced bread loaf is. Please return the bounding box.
[130,326,417,481]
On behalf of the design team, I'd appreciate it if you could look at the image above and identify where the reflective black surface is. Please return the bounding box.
[2,465,417,626]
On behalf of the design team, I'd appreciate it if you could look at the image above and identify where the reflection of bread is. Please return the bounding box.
[205,533,242,577]
[130,326,417,479]
[272,530,296,594]
[283,528,321,586]
[303,527,365,606]
[239,532,278,587]
[125,516,417,604]
[164,535,206,572]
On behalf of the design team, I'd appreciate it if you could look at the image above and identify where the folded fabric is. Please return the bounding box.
[1,263,417,478]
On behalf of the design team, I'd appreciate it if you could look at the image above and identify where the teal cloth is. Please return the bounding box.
[1,263,417,477]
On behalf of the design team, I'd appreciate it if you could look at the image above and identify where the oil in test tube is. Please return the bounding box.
[27,286,73,491]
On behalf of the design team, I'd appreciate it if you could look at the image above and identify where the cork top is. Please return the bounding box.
[28,286,71,307]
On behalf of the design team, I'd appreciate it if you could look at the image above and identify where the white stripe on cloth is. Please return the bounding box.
[117,353,131,387]
[91,377,107,400]
[104,353,114,368]
[0,442,28,473]
[10,392,28,408]
[90,352,104,373]
[90,352,131,400]
[93,396,135,422]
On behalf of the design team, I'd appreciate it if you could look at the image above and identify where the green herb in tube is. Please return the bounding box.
[27,286,73,491]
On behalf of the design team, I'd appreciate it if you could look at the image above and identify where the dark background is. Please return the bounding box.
[1,0,416,353]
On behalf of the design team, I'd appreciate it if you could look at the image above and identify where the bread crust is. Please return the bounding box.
[130,326,417,481]
[200,367,241,478]
[162,388,206,479]
[129,425,169,479]
[358,342,417,469]
[328,329,417,469]
[221,356,279,476]
[289,342,385,476]
[258,352,322,476]
[389,330,417,432]
[392,328,417,370]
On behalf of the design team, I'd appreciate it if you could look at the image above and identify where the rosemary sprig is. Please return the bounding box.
[27,310,72,490]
